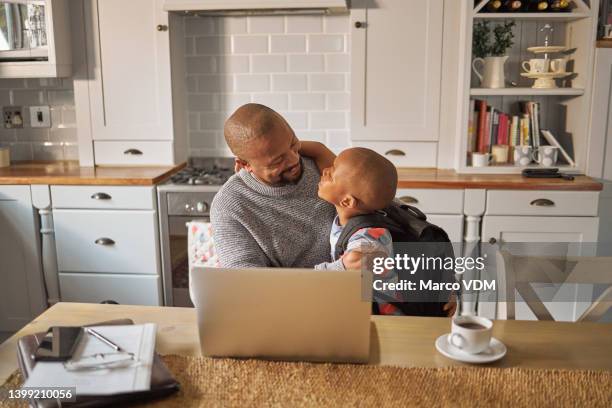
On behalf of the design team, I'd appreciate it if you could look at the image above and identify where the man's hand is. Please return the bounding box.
[443,292,458,317]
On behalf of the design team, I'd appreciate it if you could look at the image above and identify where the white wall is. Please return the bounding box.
[182,14,351,157]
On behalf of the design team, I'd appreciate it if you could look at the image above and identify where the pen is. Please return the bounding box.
[85,328,124,352]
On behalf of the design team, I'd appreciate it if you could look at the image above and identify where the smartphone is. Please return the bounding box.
[34,326,84,362]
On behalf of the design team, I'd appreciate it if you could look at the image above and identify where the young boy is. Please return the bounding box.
[300,142,403,315]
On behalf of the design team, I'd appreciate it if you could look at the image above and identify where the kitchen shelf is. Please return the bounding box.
[473,12,591,22]
[470,87,584,96]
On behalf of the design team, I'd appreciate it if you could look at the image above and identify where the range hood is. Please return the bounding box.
[163,0,348,15]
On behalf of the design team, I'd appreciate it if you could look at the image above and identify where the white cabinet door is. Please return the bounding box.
[86,0,173,141]
[481,215,599,322]
[0,186,46,331]
[350,0,443,142]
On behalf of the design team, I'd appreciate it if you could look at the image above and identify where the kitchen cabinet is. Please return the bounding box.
[82,0,187,165]
[0,186,46,332]
[51,185,163,306]
[350,0,443,165]
[480,199,599,322]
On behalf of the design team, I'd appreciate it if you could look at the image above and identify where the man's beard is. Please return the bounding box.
[276,160,302,185]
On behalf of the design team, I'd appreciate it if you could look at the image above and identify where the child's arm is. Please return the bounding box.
[299,141,336,173]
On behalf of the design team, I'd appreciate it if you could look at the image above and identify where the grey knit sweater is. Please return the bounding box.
[210,157,336,268]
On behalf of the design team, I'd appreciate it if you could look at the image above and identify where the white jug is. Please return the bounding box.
[472,56,508,89]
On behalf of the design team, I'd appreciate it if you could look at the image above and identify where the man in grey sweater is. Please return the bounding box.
[211,103,336,268]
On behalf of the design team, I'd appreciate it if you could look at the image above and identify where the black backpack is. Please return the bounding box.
[334,203,455,317]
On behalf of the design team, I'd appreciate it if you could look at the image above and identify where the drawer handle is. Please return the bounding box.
[95,237,116,246]
[399,195,419,204]
[90,192,112,200]
[530,198,555,207]
[123,148,143,155]
[384,149,406,156]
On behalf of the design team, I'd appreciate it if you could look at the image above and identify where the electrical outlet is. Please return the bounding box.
[3,106,24,129]
[30,105,51,128]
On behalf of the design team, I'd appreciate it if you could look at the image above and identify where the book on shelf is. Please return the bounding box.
[469,98,552,165]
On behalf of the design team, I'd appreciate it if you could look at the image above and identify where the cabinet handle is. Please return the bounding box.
[123,148,143,155]
[95,237,115,246]
[156,24,168,31]
[354,21,366,28]
[384,149,406,156]
[100,300,119,305]
[90,192,112,200]
[399,195,419,204]
[489,237,497,245]
[530,198,555,207]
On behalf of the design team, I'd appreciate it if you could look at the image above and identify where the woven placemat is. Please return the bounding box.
[2,355,611,407]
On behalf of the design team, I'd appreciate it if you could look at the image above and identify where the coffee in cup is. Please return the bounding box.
[448,315,493,354]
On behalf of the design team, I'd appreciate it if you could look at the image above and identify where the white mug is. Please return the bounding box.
[513,145,533,166]
[448,315,493,354]
[533,145,559,167]
[491,144,509,164]
[522,58,550,74]
[472,152,493,167]
[550,58,569,74]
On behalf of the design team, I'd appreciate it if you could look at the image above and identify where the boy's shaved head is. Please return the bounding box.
[224,103,294,160]
[338,148,398,210]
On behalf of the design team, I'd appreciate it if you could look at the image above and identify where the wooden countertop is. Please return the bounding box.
[596,39,612,48]
[0,161,185,186]
[1,303,611,384]
[396,168,603,191]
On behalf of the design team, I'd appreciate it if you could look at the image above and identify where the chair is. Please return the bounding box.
[495,250,612,322]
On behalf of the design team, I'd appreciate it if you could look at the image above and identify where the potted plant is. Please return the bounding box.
[472,21,516,88]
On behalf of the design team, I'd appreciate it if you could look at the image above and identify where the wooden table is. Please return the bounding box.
[1,303,611,384]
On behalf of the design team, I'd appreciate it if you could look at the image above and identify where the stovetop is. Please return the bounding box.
[168,157,234,186]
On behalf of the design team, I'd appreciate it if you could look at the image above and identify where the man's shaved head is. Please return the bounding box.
[224,103,294,160]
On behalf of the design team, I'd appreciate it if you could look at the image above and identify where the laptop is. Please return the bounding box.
[189,267,371,363]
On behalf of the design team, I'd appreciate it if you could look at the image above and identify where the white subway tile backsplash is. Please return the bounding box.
[235,74,270,92]
[218,93,252,112]
[185,37,194,55]
[0,91,9,106]
[327,93,350,110]
[272,74,307,91]
[310,112,346,129]
[0,79,25,89]
[286,16,323,33]
[248,16,284,33]
[195,36,232,55]
[0,142,32,161]
[309,74,345,91]
[290,93,325,111]
[0,128,16,141]
[325,54,349,72]
[190,131,218,148]
[184,14,350,155]
[217,55,250,73]
[19,128,49,142]
[197,75,234,92]
[50,128,77,143]
[281,111,308,129]
[186,17,216,36]
[218,17,247,35]
[188,94,218,111]
[288,54,324,72]
[32,142,63,161]
[324,16,349,34]
[270,35,306,53]
[200,112,227,130]
[233,36,269,53]
[61,108,76,126]
[47,90,73,105]
[252,93,289,111]
[12,90,43,105]
[63,144,79,160]
[251,55,286,73]
[308,35,344,53]
[186,56,217,74]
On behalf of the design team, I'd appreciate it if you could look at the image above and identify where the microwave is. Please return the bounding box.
[0,0,49,61]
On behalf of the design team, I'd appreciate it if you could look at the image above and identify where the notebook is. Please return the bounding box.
[16,319,179,408]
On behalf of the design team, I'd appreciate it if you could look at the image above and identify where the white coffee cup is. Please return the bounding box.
[550,57,569,74]
[522,58,550,74]
[533,145,559,167]
[448,315,493,354]
[472,152,493,167]
[491,144,509,164]
[513,145,533,166]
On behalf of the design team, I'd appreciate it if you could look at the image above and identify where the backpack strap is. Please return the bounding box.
[333,212,403,260]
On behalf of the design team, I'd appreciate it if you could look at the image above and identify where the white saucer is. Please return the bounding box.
[435,334,507,364]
